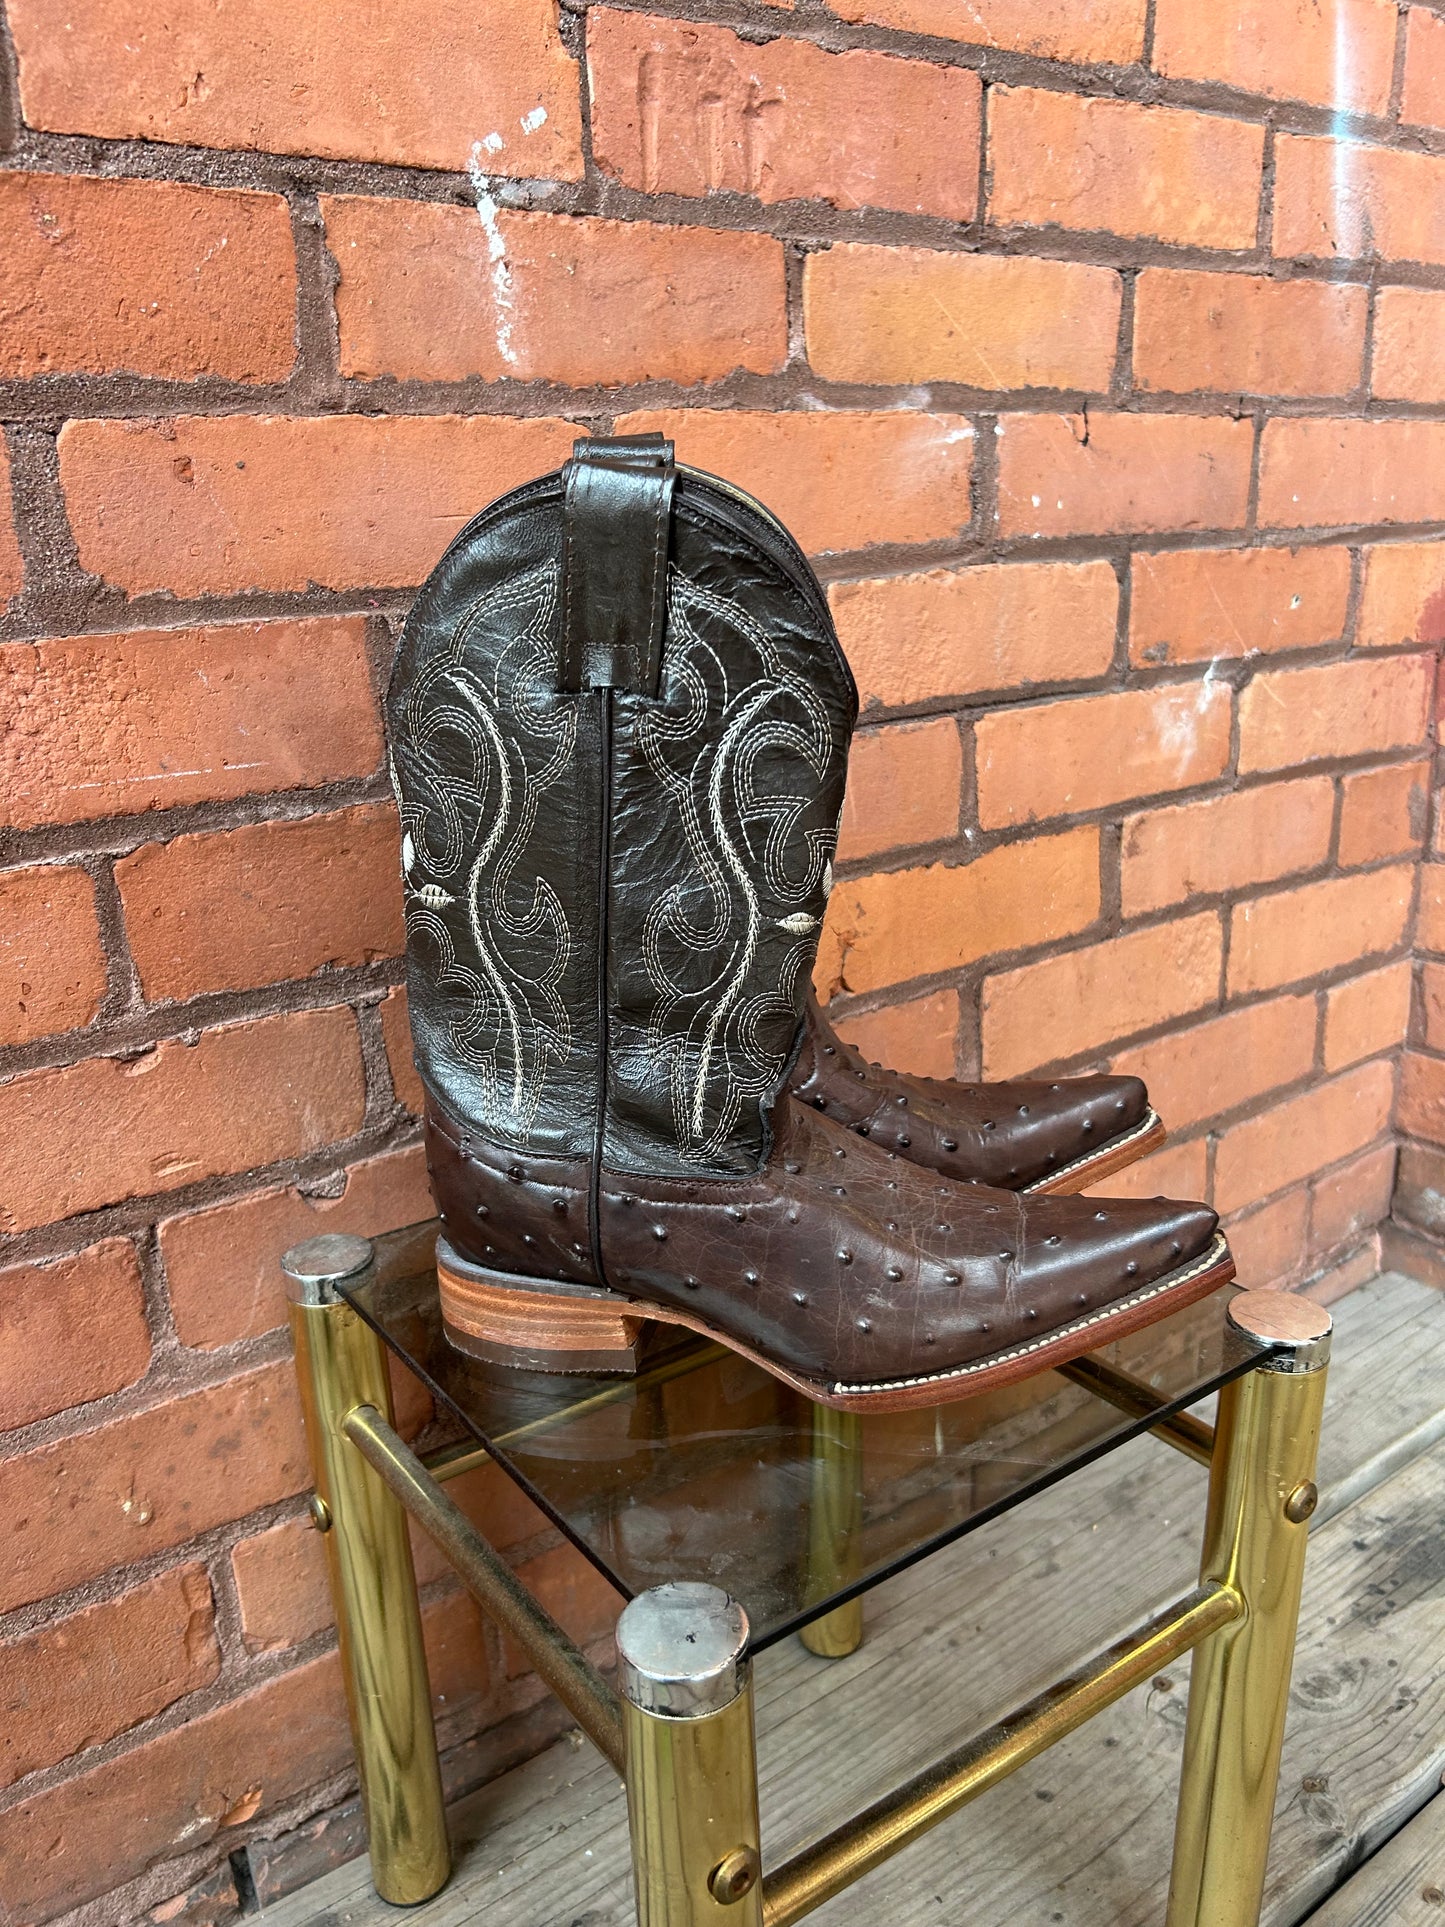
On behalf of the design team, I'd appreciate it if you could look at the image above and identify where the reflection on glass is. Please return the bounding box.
[342,1220,1256,1652]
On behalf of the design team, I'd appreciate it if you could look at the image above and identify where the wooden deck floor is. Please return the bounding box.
[262,1272,1445,1927]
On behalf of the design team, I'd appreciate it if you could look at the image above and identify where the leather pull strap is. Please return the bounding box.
[561,434,676,695]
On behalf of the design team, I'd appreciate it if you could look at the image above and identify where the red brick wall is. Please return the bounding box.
[3,1,1444,1918]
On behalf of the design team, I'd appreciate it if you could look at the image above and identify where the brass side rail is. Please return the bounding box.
[343,1404,626,1774]
[1056,1355,1216,1466]
[761,1583,1238,1926]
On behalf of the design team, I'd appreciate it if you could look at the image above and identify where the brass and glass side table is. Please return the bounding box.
[283,1220,1331,1926]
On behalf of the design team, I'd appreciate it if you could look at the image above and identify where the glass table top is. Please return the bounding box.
[342,1220,1258,1653]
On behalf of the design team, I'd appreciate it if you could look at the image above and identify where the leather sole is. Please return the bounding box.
[436,1229,1233,1414]
[1022,1108,1167,1197]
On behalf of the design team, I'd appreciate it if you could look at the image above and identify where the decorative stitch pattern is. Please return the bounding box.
[391,564,577,1138]
[635,572,844,1163]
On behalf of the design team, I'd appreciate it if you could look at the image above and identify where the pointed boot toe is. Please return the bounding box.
[1008,1191,1222,1331]
[1020,1072,1161,1194]
[792,999,1165,1195]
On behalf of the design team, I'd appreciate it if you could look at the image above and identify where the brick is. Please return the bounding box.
[0,172,294,383]
[1111,995,1316,1133]
[505,1544,621,1674]
[838,718,961,861]
[1228,864,1413,996]
[1402,1148,1445,1256]
[1120,777,1335,916]
[831,559,1116,711]
[1358,541,1445,647]
[978,681,1232,831]
[588,11,980,220]
[1214,1058,1394,1213]
[233,1509,397,1653]
[230,1531,504,1740]
[982,911,1223,1077]
[0,442,19,610]
[831,988,958,1081]
[0,1006,365,1236]
[1371,286,1445,403]
[1310,1142,1396,1260]
[381,985,426,1114]
[1395,1140,1445,1235]
[828,0,1146,65]
[1399,1050,1445,1146]
[1403,7,1445,129]
[1153,0,1397,115]
[0,1645,350,1919]
[804,246,1119,390]
[421,1588,495,1720]
[0,618,382,831]
[1133,270,1365,398]
[816,827,1099,999]
[1324,958,1413,1071]
[0,1357,306,1612]
[8,0,582,179]
[1422,866,1445,954]
[1274,133,1445,265]
[1261,419,1445,526]
[1082,1135,1209,1204]
[1130,546,1351,666]
[616,409,974,555]
[1,1564,218,1788]
[1425,960,1445,1051]
[0,1239,150,1432]
[161,1144,432,1350]
[234,1462,544,1654]
[324,196,786,386]
[996,412,1253,539]
[231,1515,337,1653]
[1338,762,1429,868]
[1237,654,1433,773]
[1224,1189,1310,1292]
[117,804,404,1003]
[57,414,580,597]
[1307,1236,1381,1302]
[0,864,106,1046]
[989,89,1264,250]
[168,1863,243,1921]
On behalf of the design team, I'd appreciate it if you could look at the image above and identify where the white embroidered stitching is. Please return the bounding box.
[393,564,577,1135]
[635,571,842,1161]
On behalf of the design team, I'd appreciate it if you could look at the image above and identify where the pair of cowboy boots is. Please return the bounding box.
[388,436,1232,1412]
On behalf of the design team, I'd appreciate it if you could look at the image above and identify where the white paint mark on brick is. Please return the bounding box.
[467,139,518,369]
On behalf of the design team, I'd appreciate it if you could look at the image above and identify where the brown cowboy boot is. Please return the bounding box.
[388,437,1232,1411]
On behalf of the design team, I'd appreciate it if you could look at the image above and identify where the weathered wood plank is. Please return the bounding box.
[260,1273,1445,1927]
[1303,1792,1445,1925]
[818,1425,1445,1927]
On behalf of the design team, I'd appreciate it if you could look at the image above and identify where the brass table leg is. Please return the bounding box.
[801,1404,864,1659]
[1166,1290,1332,1927]
[619,1583,764,1926]
[284,1235,450,1905]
